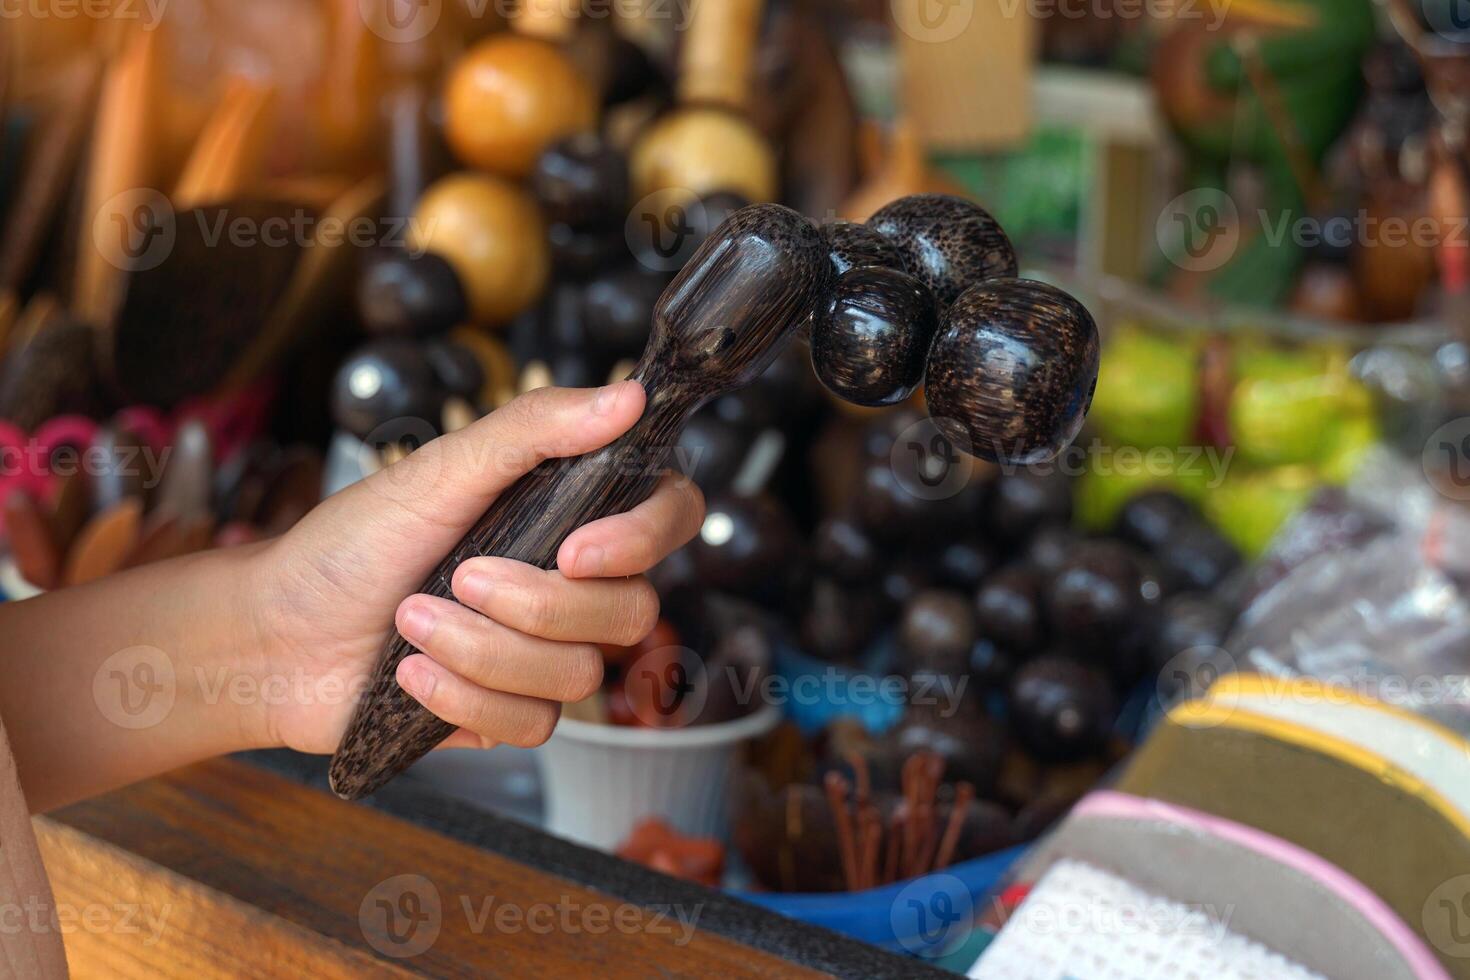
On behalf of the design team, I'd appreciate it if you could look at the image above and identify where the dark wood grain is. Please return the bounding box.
[810,266,938,407]
[329,204,830,799]
[924,278,1100,466]
[867,194,1017,311]
[38,759,829,979]
[819,222,903,279]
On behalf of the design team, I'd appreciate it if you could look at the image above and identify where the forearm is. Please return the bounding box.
[0,543,276,812]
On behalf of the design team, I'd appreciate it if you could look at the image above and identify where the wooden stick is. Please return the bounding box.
[933,782,975,871]
[823,772,858,892]
[882,808,903,885]
[858,806,879,892]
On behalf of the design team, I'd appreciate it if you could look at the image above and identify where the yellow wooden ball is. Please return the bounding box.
[409,173,549,327]
[443,34,598,179]
[630,107,777,203]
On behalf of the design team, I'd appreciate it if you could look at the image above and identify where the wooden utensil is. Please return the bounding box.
[4,489,62,591]
[629,0,776,203]
[172,76,277,210]
[62,497,143,586]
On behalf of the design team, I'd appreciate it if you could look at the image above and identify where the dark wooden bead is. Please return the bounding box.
[986,467,1074,545]
[547,222,631,279]
[1008,654,1116,763]
[530,132,629,228]
[676,410,752,493]
[330,339,442,442]
[811,516,879,584]
[1114,490,1199,553]
[423,339,484,401]
[925,278,1100,465]
[811,266,938,407]
[801,577,885,665]
[974,565,1046,655]
[691,493,801,602]
[936,537,995,590]
[820,220,903,278]
[581,265,666,357]
[900,589,977,676]
[868,193,1017,310]
[358,251,470,338]
[1045,539,1142,649]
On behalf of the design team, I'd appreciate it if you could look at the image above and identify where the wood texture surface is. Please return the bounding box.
[329,204,829,799]
[38,759,827,979]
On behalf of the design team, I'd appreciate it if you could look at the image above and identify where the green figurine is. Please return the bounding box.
[1146,0,1377,307]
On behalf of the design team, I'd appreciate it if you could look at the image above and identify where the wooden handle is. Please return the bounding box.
[329,204,828,799]
[515,0,577,41]
[678,0,765,109]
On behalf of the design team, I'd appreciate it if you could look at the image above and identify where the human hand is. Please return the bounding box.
[246,381,704,756]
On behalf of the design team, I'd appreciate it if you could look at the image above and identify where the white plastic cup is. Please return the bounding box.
[537,704,783,851]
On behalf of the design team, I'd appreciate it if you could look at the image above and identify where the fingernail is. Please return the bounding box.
[572,545,606,577]
[400,661,436,702]
[593,382,624,417]
[461,571,492,605]
[400,604,438,644]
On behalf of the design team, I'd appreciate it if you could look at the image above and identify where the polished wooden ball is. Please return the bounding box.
[820,220,903,278]
[443,34,598,178]
[408,173,550,327]
[331,339,442,441]
[531,132,630,228]
[810,266,939,407]
[868,194,1017,311]
[357,251,469,337]
[630,107,777,203]
[924,278,1099,465]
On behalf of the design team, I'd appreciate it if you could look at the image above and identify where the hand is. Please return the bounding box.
[248,381,704,755]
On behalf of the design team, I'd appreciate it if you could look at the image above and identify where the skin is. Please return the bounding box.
[0,382,703,972]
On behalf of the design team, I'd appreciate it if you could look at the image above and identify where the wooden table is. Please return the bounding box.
[35,753,941,978]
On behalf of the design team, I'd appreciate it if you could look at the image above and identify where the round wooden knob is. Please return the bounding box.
[630,107,777,203]
[581,266,666,358]
[690,493,800,603]
[1008,654,1115,763]
[899,589,977,676]
[547,222,630,279]
[924,278,1099,465]
[868,194,1017,311]
[531,132,630,228]
[357,251,469,337]
[443,34,598,178]
[810,266,938,407]
[408,173,550,327]
[448,327,518,408]
[423,339,485,402]
[821,221,903,278]
[331,339,443,441]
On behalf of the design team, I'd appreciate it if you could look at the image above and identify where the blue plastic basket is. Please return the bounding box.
[737,845,1026,958]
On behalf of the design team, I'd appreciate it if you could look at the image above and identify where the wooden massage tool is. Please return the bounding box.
[329,195,1100,798]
